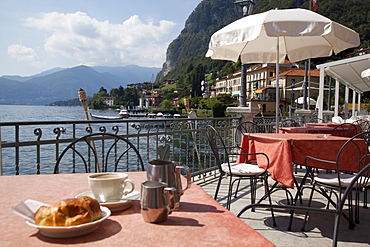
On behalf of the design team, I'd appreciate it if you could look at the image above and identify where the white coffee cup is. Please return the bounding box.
[88,173,135,203]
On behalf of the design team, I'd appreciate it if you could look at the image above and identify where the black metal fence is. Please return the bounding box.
[0,117,240,180]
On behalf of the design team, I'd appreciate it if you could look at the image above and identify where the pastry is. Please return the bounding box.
[34,196,101,226]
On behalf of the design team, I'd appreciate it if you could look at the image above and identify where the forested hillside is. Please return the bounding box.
[158,0,370,97]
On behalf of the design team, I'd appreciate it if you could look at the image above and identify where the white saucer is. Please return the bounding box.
[26,206,111,238]
[76,190,140,212]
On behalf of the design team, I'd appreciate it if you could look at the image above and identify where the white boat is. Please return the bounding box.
[163,113,172,118]
[156,112,164,117]
[90,113,123,120]
[173,114,182,118]
[148,113,156,118]
[119,110,129,118]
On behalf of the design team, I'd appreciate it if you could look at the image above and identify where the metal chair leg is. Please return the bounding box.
[214,175,223,200]
[301,183,316,231]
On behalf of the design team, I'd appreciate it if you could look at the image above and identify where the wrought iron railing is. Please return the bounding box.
[0,117,240,180]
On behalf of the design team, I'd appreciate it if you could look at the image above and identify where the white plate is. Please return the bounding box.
[26,206,111,238]
[76,190,140,212]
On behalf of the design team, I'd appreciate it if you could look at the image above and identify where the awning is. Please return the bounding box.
[254,88,267,94]
[317,54,370,93]
[232,94,239,97]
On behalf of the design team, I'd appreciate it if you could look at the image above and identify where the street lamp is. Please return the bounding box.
[234,0,255,16]
[234,0,255,107]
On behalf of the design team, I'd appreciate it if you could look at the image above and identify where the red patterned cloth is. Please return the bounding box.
[238,133,365,188]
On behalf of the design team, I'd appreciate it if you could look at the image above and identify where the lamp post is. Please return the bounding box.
[234,0,255,107]
[290,79,295,107]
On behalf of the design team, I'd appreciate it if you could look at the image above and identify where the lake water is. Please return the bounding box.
[0,105,119,122]
[0,105,131,175]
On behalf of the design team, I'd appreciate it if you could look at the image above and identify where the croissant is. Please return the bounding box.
[34,196,102,226]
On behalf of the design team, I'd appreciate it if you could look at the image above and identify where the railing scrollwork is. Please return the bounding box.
[1,117,239,178]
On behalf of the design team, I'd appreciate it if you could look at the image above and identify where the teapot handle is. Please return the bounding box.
[175,165,192,195]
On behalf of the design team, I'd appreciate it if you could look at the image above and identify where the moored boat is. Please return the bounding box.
[90,113,123,120]
[119,109,130,118]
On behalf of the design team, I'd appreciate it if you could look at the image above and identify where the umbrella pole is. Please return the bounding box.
[275,37,280,133]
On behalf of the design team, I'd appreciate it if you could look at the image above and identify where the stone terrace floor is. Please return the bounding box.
[195,168,370,247]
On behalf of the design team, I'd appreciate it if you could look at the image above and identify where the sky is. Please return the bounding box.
[0,0,201,77]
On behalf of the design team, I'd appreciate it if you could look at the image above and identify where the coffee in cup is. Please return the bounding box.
[88,173,135,203]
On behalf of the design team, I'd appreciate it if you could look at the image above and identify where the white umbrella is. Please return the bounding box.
[206,8,360,132]
[295,96,316,105]
[361,68,370,79]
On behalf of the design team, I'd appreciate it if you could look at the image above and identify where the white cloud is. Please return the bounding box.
[25,11,177,67]
[8,44,38,61]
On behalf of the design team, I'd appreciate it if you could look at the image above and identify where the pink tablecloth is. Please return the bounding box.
[238,133,363,188]
[0,172,274,247]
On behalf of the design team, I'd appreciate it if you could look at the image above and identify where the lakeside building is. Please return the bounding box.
[101,96,116,106]
[214,61,320,115]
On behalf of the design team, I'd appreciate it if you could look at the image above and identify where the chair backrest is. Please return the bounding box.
[352,119,370,132]
[330,123,359,137]
[205,125,231,170]
[335,131,370,190]
[280,118,300,127]
[235,121,264,146]
[54,133,145,174]
[309,117,325,123]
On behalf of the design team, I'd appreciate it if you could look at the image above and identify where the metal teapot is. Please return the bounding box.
[147,159,191,209]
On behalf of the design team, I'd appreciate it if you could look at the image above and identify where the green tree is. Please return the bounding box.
[212,102,226,117]
[89,97,105,109]
[98,87,109,97]
[160,99,173,111]
[216,93,237,107]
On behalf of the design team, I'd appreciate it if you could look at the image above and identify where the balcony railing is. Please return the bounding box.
[0,117,240,181]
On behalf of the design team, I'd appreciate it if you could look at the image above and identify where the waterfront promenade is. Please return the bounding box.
[196,167,370,247]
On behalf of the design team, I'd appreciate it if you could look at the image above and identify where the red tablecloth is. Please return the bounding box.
[0,172,274,247]
[238,133,364,188]
[282,124,360,137]
[279,126,334,134]
[305,123,349,127]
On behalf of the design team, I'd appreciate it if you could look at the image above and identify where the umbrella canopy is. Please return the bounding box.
[206,8,360,64]
[295,96,316,105]
[206,8,360,132]
[361,68,370,79]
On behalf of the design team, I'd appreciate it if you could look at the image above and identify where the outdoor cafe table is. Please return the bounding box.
[238,133,363,188]
[305,122,351,127]
[0,172,274,247]
[278,126,334,134]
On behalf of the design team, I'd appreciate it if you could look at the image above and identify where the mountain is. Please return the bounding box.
[1,68,66,82]
[93,65,158,82]
[0,65,161,105]
[160,0,370,81]
[160,0,240,77]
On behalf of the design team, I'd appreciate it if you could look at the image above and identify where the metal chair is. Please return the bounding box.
[302,131,370,232]
[309,116,325,123]
[234,121,265,147]
[205,125,275,222]
[280,118,300,127]
[237,132,370,247]
[352,119,370,132]
[330,123,359,137]
[54,133,145,174]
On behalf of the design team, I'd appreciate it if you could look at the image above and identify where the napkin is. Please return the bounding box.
[10,199,50,223]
